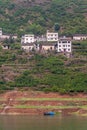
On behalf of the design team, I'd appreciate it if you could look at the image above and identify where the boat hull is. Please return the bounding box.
[44,112,55,116]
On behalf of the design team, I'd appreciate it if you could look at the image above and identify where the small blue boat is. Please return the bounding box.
[44,111,55,116]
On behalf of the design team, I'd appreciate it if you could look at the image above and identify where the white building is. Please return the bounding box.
[0,28,17,41]
[73,34,87,40]
[21,43,34,51]
[46,30,58,42]
[1,44,9,49]
[36,35,46,42]
[57,37,72,53]
[21,34,35,44]
[40,43,56,51]
[12,35,17,39]
[0,28,2,36]
[21,43,39,52]
[0,35,10,39]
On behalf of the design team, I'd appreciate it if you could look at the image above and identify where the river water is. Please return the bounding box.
[0,115,87,130]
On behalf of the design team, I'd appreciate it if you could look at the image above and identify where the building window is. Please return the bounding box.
[68,41,70,43]
[62,41,66,43]
[29,47,31,50]
[50,47,52,50]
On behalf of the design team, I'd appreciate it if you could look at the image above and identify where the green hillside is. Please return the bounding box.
[0,0,87,35]
[0,41,87,93]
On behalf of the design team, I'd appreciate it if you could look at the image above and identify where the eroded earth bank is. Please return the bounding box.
[0,90,87,116]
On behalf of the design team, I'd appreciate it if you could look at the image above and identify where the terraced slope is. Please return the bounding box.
[0,42,87,93]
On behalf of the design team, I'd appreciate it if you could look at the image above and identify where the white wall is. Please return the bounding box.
[21,45,34,51]
[0,35,10,39]
[42,45,55,51]
[46,31,58,42]
[0,28,2,36]
[21,34,35,44]
[73,36,87,40]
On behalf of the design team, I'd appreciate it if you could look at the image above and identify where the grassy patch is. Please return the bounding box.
[14,105,79,109]
[0,98,6,101]
[16,97,87,101]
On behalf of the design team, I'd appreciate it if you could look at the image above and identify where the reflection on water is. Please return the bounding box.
[0,115,87,130]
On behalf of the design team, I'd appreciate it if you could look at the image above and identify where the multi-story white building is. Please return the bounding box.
[46,30,58,42]
[57,37,72,53]
[21,34,35,44]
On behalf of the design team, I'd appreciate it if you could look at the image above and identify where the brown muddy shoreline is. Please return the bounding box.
[0,90,87,116]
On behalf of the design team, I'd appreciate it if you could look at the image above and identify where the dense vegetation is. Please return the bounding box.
[0,41,87,94]
[0,0,87,35]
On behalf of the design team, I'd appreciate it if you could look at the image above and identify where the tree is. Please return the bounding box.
[54,23,60,32]
[11,54,16,61]
[9,36,14,44]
